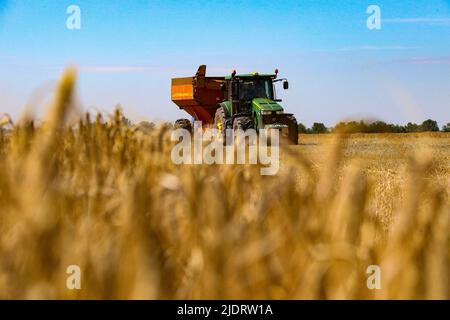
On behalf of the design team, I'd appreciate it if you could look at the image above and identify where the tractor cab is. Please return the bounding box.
[222,72,289,118]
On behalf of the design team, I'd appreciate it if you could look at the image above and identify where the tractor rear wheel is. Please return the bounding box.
[174,118,192,133]
[214,107,230,144]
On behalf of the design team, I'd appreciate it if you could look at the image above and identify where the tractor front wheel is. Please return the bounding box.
[286,115,299,145]
[233,116,255,145]
[232,116,254,131]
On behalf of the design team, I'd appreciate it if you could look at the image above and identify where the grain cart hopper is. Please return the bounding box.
[171,65,298,144]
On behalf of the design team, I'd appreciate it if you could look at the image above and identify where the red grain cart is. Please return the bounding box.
[171,65,225,130]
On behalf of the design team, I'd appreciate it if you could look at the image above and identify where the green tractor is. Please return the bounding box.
[171,65,298,144]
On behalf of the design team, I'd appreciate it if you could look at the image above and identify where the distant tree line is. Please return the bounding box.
[298,119,450,134]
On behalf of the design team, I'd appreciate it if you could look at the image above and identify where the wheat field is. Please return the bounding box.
[0,69,448,300]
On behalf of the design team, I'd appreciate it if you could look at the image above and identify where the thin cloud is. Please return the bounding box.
[383,17,450,26]
[79,66,151,74]
[406,57,450,65]
[337,45,418,52]
[383,56,450,65]
[79,65,245,75]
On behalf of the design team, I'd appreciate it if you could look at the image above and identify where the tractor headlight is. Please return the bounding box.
[276,111,284,114]
[261,110,272,115]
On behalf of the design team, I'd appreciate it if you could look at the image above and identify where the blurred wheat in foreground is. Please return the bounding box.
[0,69,448,300]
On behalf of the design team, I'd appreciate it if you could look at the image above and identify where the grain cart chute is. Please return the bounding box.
[171,65,298,144]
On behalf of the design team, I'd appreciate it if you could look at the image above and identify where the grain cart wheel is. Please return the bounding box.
[174,118,193,133]
[286,115,299,145]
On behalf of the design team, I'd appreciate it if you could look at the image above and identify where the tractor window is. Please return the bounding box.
[238,79,273,101]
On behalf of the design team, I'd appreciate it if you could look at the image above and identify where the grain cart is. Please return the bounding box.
[171,65,298,144]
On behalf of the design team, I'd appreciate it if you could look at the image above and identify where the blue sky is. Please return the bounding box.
[0,0,449,126]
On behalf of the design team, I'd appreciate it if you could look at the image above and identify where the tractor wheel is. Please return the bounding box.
[233,116,254,131]
[174,118,192,133]
[233,116,255,145]
[214,107,231,144]
[286,115,299,145]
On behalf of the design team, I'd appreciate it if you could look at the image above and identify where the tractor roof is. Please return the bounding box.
[224,72,276,80]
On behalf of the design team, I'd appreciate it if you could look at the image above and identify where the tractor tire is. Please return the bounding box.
[214,107,231,145]
[233,116,255,145]
[174,118,193,133]
[233,116,254,131]
[286,115,299,145]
